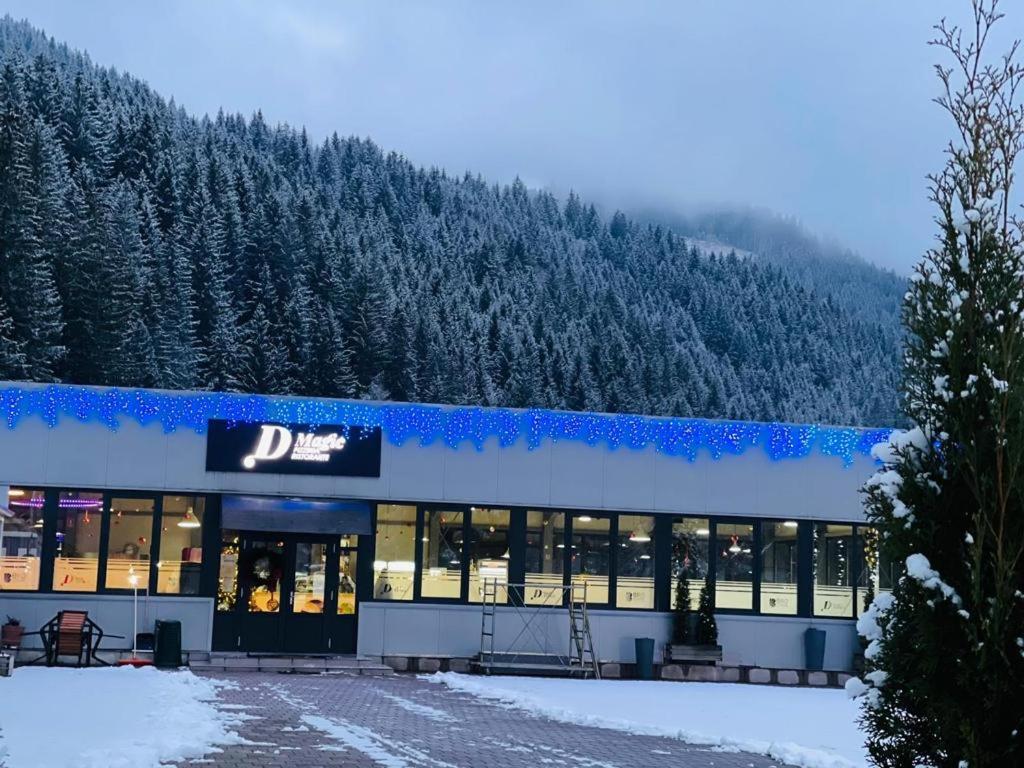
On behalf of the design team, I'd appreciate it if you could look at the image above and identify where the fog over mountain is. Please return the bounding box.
[0,0,969,273]
[0,17,903,426]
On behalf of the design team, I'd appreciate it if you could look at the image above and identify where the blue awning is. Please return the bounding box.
[221,494,372,535]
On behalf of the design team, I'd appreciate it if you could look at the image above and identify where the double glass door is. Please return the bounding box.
[217,533,358,653]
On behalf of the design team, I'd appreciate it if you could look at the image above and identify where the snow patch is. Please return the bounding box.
[379,692,456,723]
[428,673,867,768]
[0,667,244,768]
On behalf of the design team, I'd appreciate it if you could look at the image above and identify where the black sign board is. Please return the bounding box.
[206,420,382,477]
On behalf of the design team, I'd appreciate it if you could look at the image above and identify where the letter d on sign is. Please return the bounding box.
[243,425,293,469]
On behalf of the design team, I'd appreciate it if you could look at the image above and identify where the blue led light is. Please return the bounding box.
[0,384,892,466]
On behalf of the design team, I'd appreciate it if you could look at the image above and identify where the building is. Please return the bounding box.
[0,382,893,671]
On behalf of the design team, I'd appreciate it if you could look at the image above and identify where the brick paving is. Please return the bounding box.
[178,671,796,768]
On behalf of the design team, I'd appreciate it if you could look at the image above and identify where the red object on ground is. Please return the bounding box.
[116,657,154,668]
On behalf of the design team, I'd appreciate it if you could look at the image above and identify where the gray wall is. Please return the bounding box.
[0,387,875,522]
[357,602,858,671]
[0,593,213,652]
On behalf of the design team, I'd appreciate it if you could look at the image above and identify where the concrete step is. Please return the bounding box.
[190,654,393,675]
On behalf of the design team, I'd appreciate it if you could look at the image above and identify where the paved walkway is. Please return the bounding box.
[181,671,794,768]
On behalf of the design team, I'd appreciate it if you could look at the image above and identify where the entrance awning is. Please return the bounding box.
[221,495,372,535]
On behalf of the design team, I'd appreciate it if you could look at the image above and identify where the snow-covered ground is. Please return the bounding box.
[0,667,244,768]
[429,673,867,768]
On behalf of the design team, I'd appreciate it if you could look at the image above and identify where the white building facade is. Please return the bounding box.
[0,382,892,671]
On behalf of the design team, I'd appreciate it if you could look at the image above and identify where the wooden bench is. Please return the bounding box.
[666,643,723,665]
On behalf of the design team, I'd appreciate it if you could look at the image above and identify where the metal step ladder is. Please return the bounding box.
[569,582,601,679]
[479,577,498,666]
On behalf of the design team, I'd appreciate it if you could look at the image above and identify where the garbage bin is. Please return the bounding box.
[804,627,826,672]
[154,620,182,669]
[634,637,655,680]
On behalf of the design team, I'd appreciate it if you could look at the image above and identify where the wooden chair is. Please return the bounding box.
[23,611,124,667]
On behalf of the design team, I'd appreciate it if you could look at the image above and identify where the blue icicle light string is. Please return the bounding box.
[0,384,892,466]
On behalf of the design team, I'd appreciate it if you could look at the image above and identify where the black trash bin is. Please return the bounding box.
[154,620,183,669]
[634,637,655,680]
[804,627,826,672]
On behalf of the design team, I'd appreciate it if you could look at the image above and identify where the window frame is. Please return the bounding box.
[811,521,858,619]
[0,485,49,593]
[98,491,162,595]
[757,518,801,617]
[154,494,207,596]
[3,486,215,597]
[710,516,759,614]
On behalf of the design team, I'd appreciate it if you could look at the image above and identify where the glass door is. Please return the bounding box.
[282,538,333,653]
[214,532,360,654]
[328,544,358,653]
[238,536,287,652]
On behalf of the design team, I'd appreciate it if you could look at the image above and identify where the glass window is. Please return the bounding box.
[617,515,655,609]
[671,517,710,610]
[292,541,328,614]
[338,548,357,614]
[569,513,610,605]
[53,491,104,592]
[373,504,415,601]
[157,496,205,594]
[814,523,854,617]
[242,539,284,613]
[1,488,44,591]
[524,510,565,605]
[217,530,240,611]
[419,509,464,599]
[856,525,892,616]
[761,521,799,615]
[105,497,155,590]
[467,507,510,603]
[715,521,754,610]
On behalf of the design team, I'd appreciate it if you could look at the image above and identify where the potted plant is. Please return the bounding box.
[2,616,24,648]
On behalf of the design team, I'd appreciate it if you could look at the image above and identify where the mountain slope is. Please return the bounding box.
[0,17,901,426]
[641,206,906,332]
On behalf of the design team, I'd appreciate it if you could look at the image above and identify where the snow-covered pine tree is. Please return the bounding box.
[0,292,25,376]
[852,3,1024,765]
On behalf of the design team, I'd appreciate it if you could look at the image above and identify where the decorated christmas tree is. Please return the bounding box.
[851,2,1024,765]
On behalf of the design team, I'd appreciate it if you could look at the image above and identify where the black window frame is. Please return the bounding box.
[0,484,49,594]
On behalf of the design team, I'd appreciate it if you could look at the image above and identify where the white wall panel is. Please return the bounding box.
[105,420,169,489]
[496,440,552,507]
[652,454,707,515]
[442,438,500,502]
[602,446,655,511]
[387,440,445,502]
[549,441,604,509]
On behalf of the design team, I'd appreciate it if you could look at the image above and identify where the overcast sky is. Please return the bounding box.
[0,0,992,273]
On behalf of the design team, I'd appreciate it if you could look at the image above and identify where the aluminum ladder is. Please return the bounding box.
[569,582,601,679]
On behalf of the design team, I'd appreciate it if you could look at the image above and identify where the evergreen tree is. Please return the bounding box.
[695,580,717,646]
[0,16,907,428]
[853,4,1024,766]
[0,292,25,376]
[671,567,692,645]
